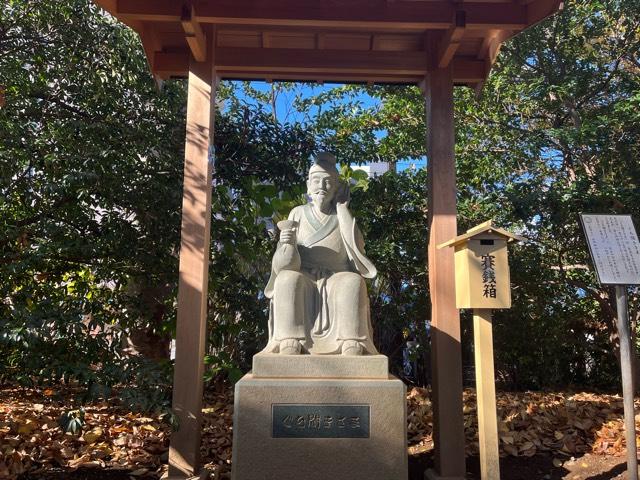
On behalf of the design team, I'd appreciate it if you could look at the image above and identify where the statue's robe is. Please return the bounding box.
[264,203,378,354]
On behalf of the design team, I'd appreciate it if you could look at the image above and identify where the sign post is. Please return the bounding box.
[472,308,500,480]
[440,220,524,480]
[581,214,640,480]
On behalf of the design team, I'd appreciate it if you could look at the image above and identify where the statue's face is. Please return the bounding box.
[307,171,337,209]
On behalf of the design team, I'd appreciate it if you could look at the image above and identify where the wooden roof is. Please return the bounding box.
[95,0,562,86]
[438,220,526,248]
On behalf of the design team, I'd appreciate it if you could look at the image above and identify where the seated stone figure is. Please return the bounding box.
[263,153,378,356]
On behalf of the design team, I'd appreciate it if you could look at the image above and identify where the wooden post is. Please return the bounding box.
[473,309,500,480]
[424,65,466,480]
[167,52,217,478]
[615,285,639,480]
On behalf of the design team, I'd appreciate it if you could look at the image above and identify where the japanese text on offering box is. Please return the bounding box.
[481,253,497,298]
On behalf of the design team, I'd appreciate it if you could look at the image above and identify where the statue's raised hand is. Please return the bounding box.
[335,180,350,207]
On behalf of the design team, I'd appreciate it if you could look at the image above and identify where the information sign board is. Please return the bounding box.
[580,214,640,285]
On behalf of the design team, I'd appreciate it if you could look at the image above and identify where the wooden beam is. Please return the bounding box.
[181,4,207,62]
[154,52,190,78]
[139,26,165,87]
[115,0,527,30]
[95,0,143,31]
[452,57,486,83]
[437,10,466,68]
[477,28,499,59]
[262,32,271,48]
[140,25,162,71]
[474,28,512,95]
[154,48,427,77]
[167,43,216,480]
[424,65,466,480]
[209,71,431,83]
[371,34,423,52]
[94,0,117,14]
[477,29,512,71]
[464,2,527,29]
[154,47,486,83]
[216,47,427,74]
[527,0,563,25]
[487,34,503,64]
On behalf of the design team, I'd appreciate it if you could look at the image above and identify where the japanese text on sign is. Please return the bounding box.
[272,404,370,438]
[481,254,497,298]
[580,214,640,285]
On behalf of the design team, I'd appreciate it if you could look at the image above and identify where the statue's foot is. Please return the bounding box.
[341,340,363,356]
[279,338,302,355]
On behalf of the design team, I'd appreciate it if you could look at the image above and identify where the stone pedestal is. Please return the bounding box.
[231,361,407,480]
[252,352,389,379]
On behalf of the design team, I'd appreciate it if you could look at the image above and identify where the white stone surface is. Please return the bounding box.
[231,374,407,480]
[252,353,389,379]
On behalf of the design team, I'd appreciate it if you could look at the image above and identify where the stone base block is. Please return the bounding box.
[232,374,407,480]
[252,353,389,379]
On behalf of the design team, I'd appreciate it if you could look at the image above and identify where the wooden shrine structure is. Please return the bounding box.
[94,1,562,478]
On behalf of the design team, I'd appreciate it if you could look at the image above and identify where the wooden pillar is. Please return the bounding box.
[167,53,217,478]
[473,309,500,480]
[424,65,466,480]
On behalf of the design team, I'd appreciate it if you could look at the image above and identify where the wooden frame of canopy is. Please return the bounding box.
[94,1,562,479]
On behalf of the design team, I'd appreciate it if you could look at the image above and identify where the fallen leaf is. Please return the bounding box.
[501,435,515,445]
[17,419,38,435]
[82,427,103,444]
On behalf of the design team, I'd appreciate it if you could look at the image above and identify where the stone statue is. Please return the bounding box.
[263,153,378,356]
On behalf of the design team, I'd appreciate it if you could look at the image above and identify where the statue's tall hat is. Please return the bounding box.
[309,152,339,178]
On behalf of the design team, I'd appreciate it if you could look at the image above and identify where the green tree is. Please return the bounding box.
[0,0,315,405]
[1,0,187,402]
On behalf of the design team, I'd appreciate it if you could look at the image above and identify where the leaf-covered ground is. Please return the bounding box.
[0,385,636,479]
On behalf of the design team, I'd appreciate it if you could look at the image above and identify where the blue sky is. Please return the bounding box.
[229,80,426,172]
[235,81,376,124]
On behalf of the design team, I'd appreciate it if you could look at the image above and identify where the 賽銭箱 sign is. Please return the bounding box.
[438,220,525,310]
